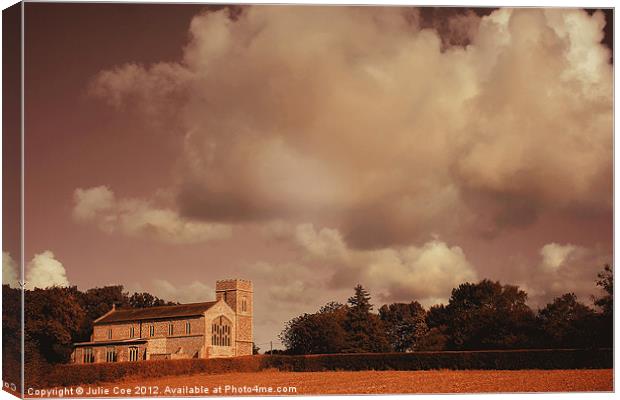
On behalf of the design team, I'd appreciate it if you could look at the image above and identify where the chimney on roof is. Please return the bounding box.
[112,303,116,311]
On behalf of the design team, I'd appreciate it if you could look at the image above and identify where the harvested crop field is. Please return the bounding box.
[51,369,612,396]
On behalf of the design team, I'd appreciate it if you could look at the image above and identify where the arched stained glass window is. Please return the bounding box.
[211,316,232,347]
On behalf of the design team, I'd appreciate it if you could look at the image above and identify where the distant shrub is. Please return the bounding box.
[33,349,612,389]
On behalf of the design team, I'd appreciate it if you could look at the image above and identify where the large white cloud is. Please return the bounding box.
[25,251,69,289]
[516,242,611,307]
[73,186,116,223]
[291,223,477,306]
[90,7,611,248]
[540,243,578,271]
[3,252,19,288]
[73,186,232,244]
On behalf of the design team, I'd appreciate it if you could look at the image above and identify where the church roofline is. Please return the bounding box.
[94,301,217,325]
[93,303,116,324]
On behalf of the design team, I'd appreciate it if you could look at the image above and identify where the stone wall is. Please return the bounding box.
[147,338,167,357]
[236,341,253,357]
[166,336,205,359]
[73,343,147,364]
[93,321,140,341]
[206,342,236,358]
[139,316,205,339]
[236,315,253,343]
[93,316,204,342]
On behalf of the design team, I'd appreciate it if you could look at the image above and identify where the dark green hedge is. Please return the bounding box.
[263,349,613,372]
[32,349,612,389]
[31,356,262,389]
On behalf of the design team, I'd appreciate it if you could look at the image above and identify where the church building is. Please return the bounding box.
[72,279,253,363]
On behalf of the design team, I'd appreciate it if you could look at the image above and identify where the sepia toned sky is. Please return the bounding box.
[4,4,613,347]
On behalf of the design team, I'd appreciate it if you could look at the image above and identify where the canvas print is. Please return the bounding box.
[1,2,614,398]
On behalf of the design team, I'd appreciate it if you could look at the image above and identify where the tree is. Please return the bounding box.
[426,304,450,329]
[379,302,428,352]
[537,293,596,348]
[78,286,129,320]
[422,304,453,351]
[593,264,613,347]
[443,280,536,350]
[252,343,260,355]
[3,285,22,387]
[129,292,176,308]
[75,285,130,342]
[343,285,390,353]
[264,349,286,355]
[417,327,449,351]
[279,302,347,354]
[315,303,348,353]
[25,287,86,364]
[594,264,613,316]
[319,301,345,314]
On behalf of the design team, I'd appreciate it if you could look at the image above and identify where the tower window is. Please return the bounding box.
[168,322,174,336]
[149,324,155,337]
[185,321,191,334]
[107,328,112,339]
[130,326,135,338]
[242,298,247,312]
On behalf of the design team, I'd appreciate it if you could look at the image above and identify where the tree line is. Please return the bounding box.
[278,264,613,354]
[1,263,613,385]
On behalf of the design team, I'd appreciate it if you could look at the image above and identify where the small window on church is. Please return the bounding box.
[168,322,174,336]
[129,346,139,362]
[149,324,155,337]
[107,328,112,339]
[83,347,94,364]
[106,347,117,362]
[242,298,247,312]
[185,321,191,334]
[130,326,135,338]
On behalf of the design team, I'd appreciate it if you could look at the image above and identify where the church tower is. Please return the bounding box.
[215,279,253,356]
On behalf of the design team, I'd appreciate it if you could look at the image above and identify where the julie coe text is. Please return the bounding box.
[27,384,290,397]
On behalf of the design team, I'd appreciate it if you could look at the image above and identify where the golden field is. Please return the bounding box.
[41,369,612,396]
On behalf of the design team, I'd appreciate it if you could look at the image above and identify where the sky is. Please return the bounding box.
[3,4,613,348]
